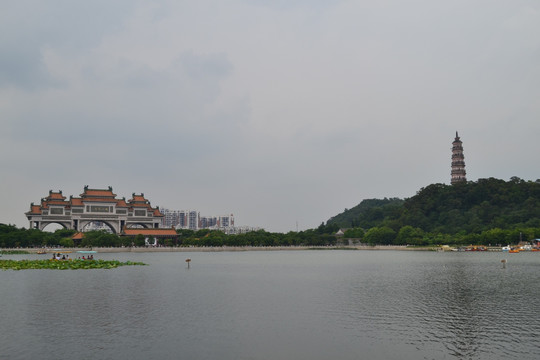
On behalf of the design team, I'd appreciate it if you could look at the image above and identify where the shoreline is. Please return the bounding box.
[4,245,502,253]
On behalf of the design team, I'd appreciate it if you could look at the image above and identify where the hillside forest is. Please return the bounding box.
[327,177,540,246]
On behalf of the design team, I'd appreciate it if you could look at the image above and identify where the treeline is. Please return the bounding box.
[178,225,340,247]
[0,224,77,248]
[0,224,141,248]
[341,225,540,246]
[0,224,341,249]
[327,177,540,245]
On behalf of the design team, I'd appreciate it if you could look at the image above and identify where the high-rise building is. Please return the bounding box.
[451,132,467,184]
[187,211,198,230]
[199,216,216,229]
[161,209,237,231]
[218,215,234,228]
[177,210,188,228]
[162,209,183,228]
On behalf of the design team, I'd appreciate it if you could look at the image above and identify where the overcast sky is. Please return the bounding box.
[1,0,539,232]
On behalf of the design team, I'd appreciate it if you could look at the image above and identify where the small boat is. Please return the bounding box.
[509,249,520,253]
[76,250,97,254]
[501,245,511,252]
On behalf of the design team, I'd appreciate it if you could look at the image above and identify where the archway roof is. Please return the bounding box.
[26,186,163,217]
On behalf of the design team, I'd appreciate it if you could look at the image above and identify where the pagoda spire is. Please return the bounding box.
[451,132,466,184]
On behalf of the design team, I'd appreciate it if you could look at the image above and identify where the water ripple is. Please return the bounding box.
[2,251,540,360]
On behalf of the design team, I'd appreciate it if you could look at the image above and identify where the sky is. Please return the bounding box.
[1,0,539,232]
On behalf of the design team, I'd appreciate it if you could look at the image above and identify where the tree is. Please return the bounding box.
[343,228,365,239]
[134,234,145,247]
[395,226,424,245]
[58,237,75,248]
[364,227,396,245]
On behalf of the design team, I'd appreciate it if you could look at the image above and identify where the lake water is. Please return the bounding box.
[1,250,539,360]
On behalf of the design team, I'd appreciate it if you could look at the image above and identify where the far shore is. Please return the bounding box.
[3,245,503,253]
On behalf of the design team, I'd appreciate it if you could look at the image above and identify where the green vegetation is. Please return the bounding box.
[180,228,339,247]
[0,225,77,249]
[0,259,146,270]
[0,225,134,249]
[0,225,341,249]
[0,250,30,255]
[328,198,405,229]
[79,230,133,248]
[327,177,540,246]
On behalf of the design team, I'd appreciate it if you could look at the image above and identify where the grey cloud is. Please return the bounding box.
[0,0,135,89]
[0,49,54,89]
[178,52,232,80]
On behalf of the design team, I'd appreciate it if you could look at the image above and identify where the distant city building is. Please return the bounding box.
[161,210,196,230]
[218,226,263,235]
[188,211,199,230]
[84,221,113,233]
[162,210,183,229]
[218,215,232,228]
[199,216,217,229]
[451,132,467,184]
[160,209,236,231]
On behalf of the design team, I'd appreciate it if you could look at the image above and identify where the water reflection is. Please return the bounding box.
[328,252,540,359]
[420,259,486,358]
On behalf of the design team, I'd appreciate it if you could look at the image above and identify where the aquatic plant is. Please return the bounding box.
[0,259,147,270]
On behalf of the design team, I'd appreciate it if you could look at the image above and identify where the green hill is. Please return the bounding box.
[327,177,540,244]
[400,177,540,233]
[327,198,405,229]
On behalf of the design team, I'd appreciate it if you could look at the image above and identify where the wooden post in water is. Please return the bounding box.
[186,258,191,269]
[501,259,507,269]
